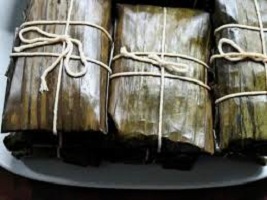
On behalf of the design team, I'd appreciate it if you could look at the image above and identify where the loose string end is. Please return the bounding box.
[39,77,49,93]
[14,47,22,52]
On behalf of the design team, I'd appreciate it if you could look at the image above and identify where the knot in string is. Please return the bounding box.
[14,26,88,93]
[147,54,188,73]
[120,47,188,74]
[211,38,267,63]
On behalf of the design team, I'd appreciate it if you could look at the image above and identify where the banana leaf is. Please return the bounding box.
[2,0,113,133]
[108,4,214,167]
[213,0,267,155]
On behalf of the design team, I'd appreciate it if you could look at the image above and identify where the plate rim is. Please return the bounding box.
[0,135,267,190]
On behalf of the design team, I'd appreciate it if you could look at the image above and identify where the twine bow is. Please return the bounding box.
[14,26,88,93]
[211,38,267,63]
[120,47,188,74]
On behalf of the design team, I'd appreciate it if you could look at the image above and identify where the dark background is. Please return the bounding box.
[1,167,267,200]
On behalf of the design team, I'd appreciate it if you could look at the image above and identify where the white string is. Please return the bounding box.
[210,38,267,63]
[113,52,209,69]
[20,21,113,42]
[157,7,167,153]
[11,52,112,73]
[214,24,267,35]
[112,49,210,90]
[119,47,189,74]
[211,0,267,104]
[53,0,74,134]
[55,0,74,157]
[110,72,210,90]
[215,91,267,104]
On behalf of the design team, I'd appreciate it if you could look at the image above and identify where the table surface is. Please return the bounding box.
[0,167,267,200]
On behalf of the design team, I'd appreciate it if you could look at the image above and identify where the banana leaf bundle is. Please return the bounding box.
[108,4,214,169]
[213,0,267,155]
[2,0,112,133]
[2,0,113,164]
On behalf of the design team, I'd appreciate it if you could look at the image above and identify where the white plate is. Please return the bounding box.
[0,0,267,190]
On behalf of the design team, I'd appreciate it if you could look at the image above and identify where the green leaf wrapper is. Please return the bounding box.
[2,0,113,133]
[213,0,267,155]
[108,4,214,166]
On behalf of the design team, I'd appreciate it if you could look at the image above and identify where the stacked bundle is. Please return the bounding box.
[212,0,267,156]
[108,4,214,168]
[2,0,113,165]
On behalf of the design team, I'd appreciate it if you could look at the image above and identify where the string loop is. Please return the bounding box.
[14,26,88,92]
[211,38,267,63]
